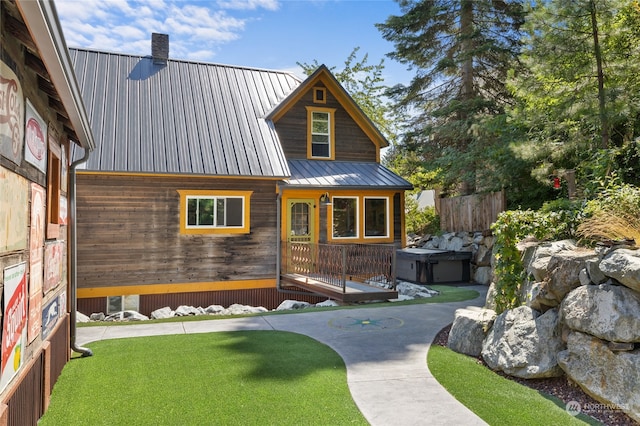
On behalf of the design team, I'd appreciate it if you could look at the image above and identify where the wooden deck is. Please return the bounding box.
[281,273,398,303]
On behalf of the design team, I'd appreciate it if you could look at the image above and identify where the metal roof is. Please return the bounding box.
[285,159,413,190]
[69,48,300,176]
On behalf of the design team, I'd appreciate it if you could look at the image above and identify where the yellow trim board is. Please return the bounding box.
[77,279,276,298]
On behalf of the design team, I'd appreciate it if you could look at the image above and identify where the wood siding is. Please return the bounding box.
[274,84,378,162]
[76,174,280,291]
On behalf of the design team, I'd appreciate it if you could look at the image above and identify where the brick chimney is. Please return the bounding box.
[151,33,169,64]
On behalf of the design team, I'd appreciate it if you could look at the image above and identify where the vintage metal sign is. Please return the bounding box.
[44,241,64,294]
[24,100,47,173]
[0,60,24,166]
[1,262,27,392]
[41,296,59,340]
[0,166,29,252]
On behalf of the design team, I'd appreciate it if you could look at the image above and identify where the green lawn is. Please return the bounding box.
[41,331,367,425]
[427,345,601,425]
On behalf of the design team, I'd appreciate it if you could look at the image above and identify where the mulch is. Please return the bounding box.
[432,324,638,426]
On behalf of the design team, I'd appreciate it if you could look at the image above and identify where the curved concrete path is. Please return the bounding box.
[77,285,488,426]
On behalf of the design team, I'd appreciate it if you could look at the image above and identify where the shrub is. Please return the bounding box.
[405,194,440,236]
[491,206,580,313]
[577,183,640,244]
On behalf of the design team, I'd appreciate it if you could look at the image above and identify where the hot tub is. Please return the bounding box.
[396,248,472,284]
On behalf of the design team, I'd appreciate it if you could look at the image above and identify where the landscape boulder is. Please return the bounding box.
[276,300,311,311]
[599,248,640,293]
[481,306,564,378]
[150,306,174,319]
[447,307,497,357]
[560,283,640,343]
[524,240,577,282]
[529,250,596,311]
[558,331,640,423]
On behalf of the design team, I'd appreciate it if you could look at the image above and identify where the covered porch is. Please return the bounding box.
[279,242,398,302]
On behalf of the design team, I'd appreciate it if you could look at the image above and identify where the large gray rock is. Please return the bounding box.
[585,258,607,284]
[481,306,564,378]
[530,250,597,311]
[524,240,578,282]
[448,307,497,357]
[599,248,640,293]
[474,244,492,267]
[150,306,174,319]
[484,281,498,310]
[558,331,640,423]
[473,266,492,285]
[560,284,640,343]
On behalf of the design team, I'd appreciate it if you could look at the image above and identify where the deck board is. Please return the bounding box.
[281,273,398,302]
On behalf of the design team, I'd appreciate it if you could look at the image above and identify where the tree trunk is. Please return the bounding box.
[590,0,609,149]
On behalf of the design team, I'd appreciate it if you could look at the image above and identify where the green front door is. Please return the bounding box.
[286,199,315,243]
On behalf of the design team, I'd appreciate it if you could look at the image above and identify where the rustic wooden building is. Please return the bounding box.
[0,0,95,423]
[70,35,412,316]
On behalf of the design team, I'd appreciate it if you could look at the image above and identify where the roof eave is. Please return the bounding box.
[16,0,95,151]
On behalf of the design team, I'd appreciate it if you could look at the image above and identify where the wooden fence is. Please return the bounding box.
[439,190,506,232]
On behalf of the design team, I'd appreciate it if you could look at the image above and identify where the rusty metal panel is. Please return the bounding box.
[4,352,44,426]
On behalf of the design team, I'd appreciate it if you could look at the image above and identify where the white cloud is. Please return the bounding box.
[56,0,278,61]
[217,0,279,11]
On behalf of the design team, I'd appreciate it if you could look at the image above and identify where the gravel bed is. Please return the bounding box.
[432,325,638,426]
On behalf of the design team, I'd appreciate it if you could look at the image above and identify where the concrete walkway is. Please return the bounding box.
[77,285,489,426]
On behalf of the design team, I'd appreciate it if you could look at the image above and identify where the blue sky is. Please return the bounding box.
[55,0,413,86]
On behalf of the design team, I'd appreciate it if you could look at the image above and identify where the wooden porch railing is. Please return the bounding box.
[281,242,396,293]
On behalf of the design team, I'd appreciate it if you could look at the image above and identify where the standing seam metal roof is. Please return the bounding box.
[286,159,413,189]
[69,48,301,177]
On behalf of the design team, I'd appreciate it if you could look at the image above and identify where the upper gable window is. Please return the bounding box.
[313,87,326,104]
[306,107,335,160]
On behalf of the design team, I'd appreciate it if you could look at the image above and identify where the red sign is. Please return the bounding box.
[26,117,45,161]
[1,263,27,377]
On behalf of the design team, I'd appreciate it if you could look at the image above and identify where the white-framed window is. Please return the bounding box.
[187,196,244,228]
[177,190,252,234]
[332,196,359,239]
[107,295,140,314]
[364,197,389,238]
[306,107,335,160]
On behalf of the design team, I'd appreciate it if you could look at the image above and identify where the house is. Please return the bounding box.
[70,34,412,316]
[0,0,95,423]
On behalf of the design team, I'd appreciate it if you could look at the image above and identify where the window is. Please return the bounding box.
[306,107,335,160]
[364,197,389,238]
[313,87,326,104]
[332,197,358,238]
[46,139,61,239]
[328,194,394,243]
[107,295,140,314]
[178,190,252,234]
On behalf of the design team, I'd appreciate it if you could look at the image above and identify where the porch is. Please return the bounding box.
[280,242,398,302]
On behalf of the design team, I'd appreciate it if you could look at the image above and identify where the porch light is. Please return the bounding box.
[319,192,332,205]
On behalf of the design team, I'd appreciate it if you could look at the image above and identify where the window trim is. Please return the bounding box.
[313,87,326,104]
[306,106,336,160]
[363,196,390,239]
[330,196,359,240]
[46,138,61,239]
[327,193,395,243]
[177,190,252,234]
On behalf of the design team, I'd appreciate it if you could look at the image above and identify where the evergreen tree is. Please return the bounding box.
[377,0,526,195]
[508,0,640,195]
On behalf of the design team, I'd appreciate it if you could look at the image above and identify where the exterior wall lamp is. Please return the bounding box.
[319,192,332,205]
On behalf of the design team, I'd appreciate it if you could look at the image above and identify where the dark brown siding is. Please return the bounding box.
[275,84,378,162]
[78,287,326,316]
[76,174,279,289]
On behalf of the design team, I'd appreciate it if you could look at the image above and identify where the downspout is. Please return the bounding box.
[69,147,93,357]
